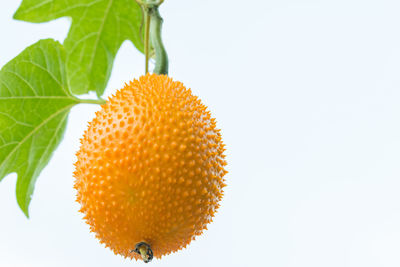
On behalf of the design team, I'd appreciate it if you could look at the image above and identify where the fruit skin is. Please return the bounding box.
[74,74,227,260]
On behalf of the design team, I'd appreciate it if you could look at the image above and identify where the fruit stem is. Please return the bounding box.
[144,8,151,73]
[149,6,168,75]
[136,0,168,75]
[132,242,153,263]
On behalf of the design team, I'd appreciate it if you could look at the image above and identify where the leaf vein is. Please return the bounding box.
[87,0,114,73]
[17,0,53,15]
[0,104,75,172]
[3,71,38,96]
[19,60,64,92]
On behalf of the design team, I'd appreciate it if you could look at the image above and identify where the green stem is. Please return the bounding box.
[79,98,107,105]
[149,6,168,75]
[137,0,168,75]
[144,8,151,74]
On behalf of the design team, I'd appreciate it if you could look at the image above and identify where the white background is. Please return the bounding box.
[1,0,400,266]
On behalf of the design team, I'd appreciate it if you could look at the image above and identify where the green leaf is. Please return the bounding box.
[14,0,144,97]
[0,39,81,217]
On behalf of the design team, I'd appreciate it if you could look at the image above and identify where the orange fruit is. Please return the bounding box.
[74,74,227,261]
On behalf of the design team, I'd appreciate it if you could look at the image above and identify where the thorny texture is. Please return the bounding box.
[74,74,227,260]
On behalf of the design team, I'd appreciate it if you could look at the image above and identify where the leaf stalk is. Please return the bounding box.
[78,98,107,105]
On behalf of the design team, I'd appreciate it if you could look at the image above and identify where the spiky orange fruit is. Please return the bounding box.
[74,74,227,261]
